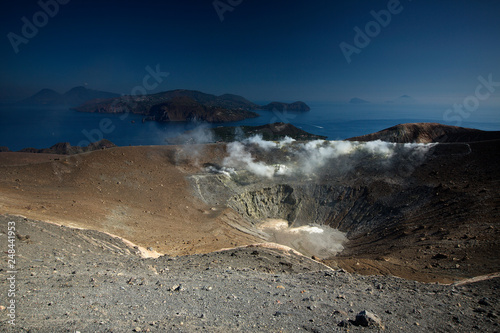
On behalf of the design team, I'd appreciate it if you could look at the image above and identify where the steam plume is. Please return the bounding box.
[174,124,215,166]
[259,219,347,259]
[222,136,435,178]
[222,141,276,178]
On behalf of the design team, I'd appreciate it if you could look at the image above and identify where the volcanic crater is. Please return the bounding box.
[1,123,499,331]
[1,128,498,283]
[184,135,499,282]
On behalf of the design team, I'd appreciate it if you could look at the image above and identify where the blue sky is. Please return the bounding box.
[1,0,500,105]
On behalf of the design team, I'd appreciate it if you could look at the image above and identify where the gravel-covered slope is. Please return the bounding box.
[1,215,499,332]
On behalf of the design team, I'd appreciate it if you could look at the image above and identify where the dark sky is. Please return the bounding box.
[1,0,500,104]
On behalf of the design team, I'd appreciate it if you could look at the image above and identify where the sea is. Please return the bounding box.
[0,103,499,151]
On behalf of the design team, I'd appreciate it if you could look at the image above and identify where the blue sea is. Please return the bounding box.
[0,103,499,151]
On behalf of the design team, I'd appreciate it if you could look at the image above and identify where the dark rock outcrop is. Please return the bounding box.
[348,123,500,143]
[18,139,116,155]
[211,122,326,142]
[74,89,311,123]
[150,96,258,123]
[74,89,260,123]
[353,310,384,328]
[166,122,325,144]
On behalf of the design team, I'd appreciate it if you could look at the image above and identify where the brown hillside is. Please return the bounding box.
[348,122,500,143]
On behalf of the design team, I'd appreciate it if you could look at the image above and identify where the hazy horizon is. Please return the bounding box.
[5,86,500,108]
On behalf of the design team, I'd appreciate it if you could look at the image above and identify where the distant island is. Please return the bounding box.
[167,122,326,144]
[18,87,311,123]
[148,96,259,123]
[71,89,311,123]
[19,86,120,107]
[349,97,370,104]
[213,122,325,141]
[386,95,417,104]
[348,95,418,104]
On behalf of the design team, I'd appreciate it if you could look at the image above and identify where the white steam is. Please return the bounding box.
[223,141,276,178]
[173,124,215,167]
[175,124,215,145]
[239,134,297,150]
[223,136,435,178]
[221,135,301,178]
[245,135,277,150]
[205,165,235,177]
[278,136,296,147]
[259,219,347,259]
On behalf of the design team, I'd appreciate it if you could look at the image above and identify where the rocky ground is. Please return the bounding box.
[1,214,499,332]
[0,123,499,331]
